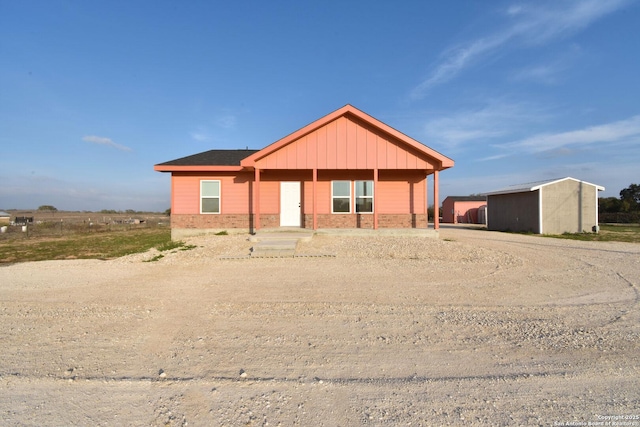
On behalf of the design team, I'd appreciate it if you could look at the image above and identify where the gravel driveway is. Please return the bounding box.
[1,226,638,426]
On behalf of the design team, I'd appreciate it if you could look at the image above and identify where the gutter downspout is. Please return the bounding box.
[595,185,599,232]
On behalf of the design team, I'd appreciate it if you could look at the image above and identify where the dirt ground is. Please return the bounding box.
[1,226,639,426]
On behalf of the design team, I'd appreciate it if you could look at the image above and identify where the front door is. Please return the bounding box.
[280,181,301,227]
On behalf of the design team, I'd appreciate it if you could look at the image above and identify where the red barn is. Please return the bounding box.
[442,196,487,224]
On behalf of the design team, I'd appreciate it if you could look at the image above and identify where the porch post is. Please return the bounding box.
[373,168,379,230]
[434,170,440,230]
[254,167,261,231]
[425,172,429,228]
[312,168,318,230]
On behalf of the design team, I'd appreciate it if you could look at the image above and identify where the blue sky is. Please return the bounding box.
[1,0,639,211]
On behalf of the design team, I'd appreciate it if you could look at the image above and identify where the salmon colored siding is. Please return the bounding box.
[255,116,433,170]
[377,171,426,214]
[171,175,200,214]
[171,170,427,216]
[172,172,252,214]
[258,180,279,213]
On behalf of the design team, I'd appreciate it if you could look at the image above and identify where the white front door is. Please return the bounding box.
[280,181,301,227]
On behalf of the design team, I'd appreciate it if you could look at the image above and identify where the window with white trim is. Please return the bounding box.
[201,180,220,214]
[355,180,374,213]
[332,181,351,213]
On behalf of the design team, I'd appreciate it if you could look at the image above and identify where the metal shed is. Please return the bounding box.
[484,177,604,234]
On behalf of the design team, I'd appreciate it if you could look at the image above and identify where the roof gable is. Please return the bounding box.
[241,105,454,171]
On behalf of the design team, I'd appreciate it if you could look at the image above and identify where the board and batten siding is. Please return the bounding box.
[255,116,434,171]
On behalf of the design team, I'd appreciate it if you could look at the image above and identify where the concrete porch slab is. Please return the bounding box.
[250,229,314,243]
[314,228,439,238]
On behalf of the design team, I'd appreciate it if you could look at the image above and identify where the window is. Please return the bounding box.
[331,180,375,214]
[332,181,351,213]
[201,180,220,214]
[355,180,374,213]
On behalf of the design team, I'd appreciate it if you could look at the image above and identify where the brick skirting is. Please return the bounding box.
[172,213,428,231]
[308,214,427,229]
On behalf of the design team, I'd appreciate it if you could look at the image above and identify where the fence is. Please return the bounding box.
[0,216,170,240]
[599,212,640,224]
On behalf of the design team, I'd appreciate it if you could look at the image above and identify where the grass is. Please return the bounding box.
[546,224,640,243]
[0,227,172,263]
[2,223,636,264]
[142,240,198,262]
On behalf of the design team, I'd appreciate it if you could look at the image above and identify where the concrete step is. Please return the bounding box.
[252,239,298,251]
[250,230,314,243]
[250,250,296,258]
[249,228,314,258]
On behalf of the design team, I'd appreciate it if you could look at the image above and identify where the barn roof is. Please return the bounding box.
[484,177,605,196]
[443,196,486,202]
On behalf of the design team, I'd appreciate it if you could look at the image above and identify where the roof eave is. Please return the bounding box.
[153,165,246,173]
[484,177,605,196]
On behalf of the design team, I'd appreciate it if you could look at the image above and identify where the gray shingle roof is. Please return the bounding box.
[156,149,259,167]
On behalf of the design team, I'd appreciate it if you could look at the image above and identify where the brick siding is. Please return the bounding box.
[172,213,427,230]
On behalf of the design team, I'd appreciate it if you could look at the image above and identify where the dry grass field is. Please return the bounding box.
[1,226,639,426]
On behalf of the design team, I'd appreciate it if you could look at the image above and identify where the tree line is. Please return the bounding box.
[599,183,639,223]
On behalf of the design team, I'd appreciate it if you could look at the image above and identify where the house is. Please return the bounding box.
[484,177,604,234]
[155,105,454,239]
[441,196,486,224]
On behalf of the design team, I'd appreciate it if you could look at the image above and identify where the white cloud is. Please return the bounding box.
[190,112,239,142]
[511,0,631,45]
[510,44,582,84]
[214,114,237,129]
[410,0,631,98]
[502,114,640,153]
[82,135,132,152]
[410,33,510,99]
[422,100,549,149]
[190,129,211,142]
[511,63,562,84]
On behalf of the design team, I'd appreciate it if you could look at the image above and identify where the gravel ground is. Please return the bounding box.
[1,226,639,426]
